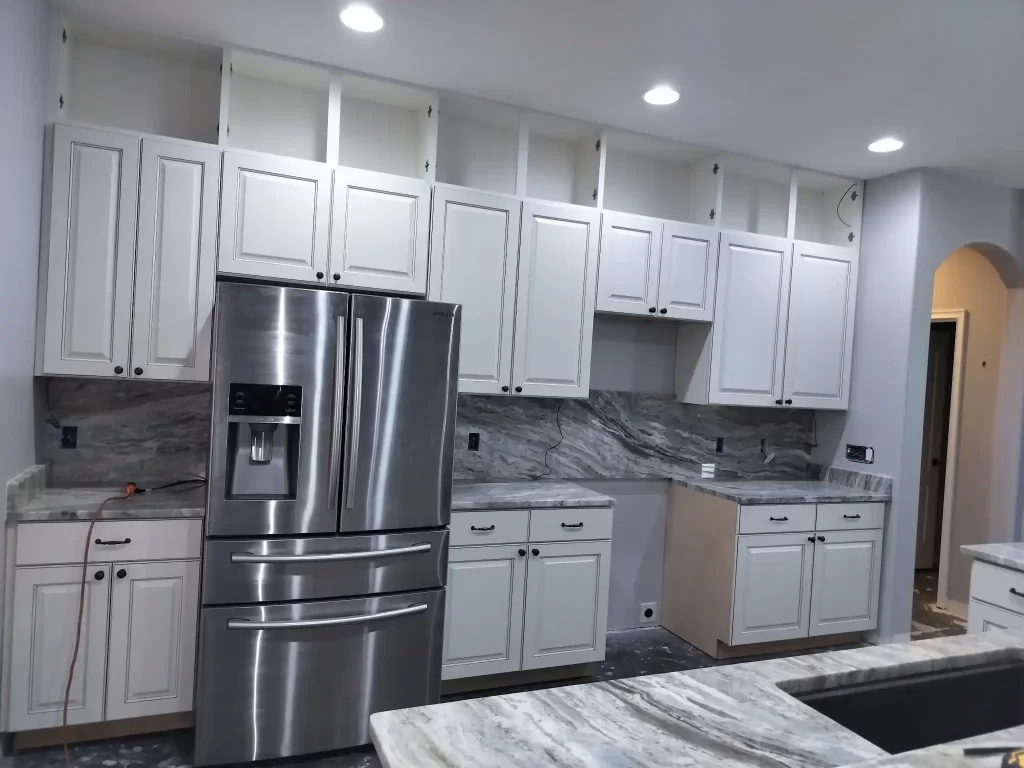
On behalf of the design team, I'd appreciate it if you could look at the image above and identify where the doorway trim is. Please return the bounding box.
[932,309,968,610]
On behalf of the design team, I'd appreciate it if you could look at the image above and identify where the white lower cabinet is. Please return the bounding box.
[966,559,1024,634]
[808,529,882,636]
[732,533,813,645]
[967,600,1024,634]
[442,509,612,681]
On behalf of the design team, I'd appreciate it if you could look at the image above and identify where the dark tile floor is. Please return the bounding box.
[0,627,863,768]
[911,569,967,641]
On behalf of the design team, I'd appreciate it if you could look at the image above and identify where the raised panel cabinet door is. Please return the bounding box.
[708,232,792,406]
[521,540,611,670]
[219,151,331,283]
[428,186,521,394]
[595,211,662,316]
[442,545,526,680]
[131,140,220,382]
[808,529,882,636]
[8,565,110,731]
[657,222,719,322]
[41,125,139,377]
[512,201,600,398]
[330,167,430,296]
[968,600,1024,634]
[732,533,813,645]
[782,241,859,410]
[105,560,200,720]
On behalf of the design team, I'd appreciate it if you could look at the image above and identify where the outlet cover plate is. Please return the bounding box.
[639,601,658,625]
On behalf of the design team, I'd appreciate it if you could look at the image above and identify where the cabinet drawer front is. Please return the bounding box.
[450,510,529,547]
[528,507,613,542]
[16,519,203,566]
[970,560,1024,615]
[738,504,816,534]
[815,503,884,531]
[968,599,1024,634]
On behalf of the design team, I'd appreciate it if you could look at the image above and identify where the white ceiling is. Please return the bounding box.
[56,0,1024,186]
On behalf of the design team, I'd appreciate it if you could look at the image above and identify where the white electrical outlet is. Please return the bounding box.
[639,601,659,625]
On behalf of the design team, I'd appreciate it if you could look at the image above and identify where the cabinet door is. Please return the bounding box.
[808,529,882,636]
[732,533,813,645]
[8,565,110,731]
[219,151,331,283]
[709,232,791,406]
[330,167,430,296]
[131,140,220,382]
[428,187,521,394]
[968,600,1024,634]
[657,222,718,322]
[521,540,610,670]
[595,211,662,316]
[106,560,200,720]
[442,545,526,680]
[40,125,139,377]
[782,242,858,410]
[512,201,600,398]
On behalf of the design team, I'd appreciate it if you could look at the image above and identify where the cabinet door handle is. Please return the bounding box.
[470,525,495,532]
[531,548,539,556]
[518,548,526,557]
[769,516,788,522]
[514,386,523,393]
[95,537,131,546]
[94,570,104,580]
[659,308,667,315]
[843,514,861,519]
[648,307,656,314]
[133,367,143,376]
[817,535,826,542]
[117,569,127,579]
[114,366,124,375]
[1010,588,1024,598]
[774,399,783,405]
[807,536,815,543]
[561,522,584,529]
[785,399,793,405]
[501,386,510,393]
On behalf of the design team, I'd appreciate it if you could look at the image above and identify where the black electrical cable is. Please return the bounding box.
[130,477,208,494]
[836,183,857,228]
[811,411,818,448]
[532,399,566,480]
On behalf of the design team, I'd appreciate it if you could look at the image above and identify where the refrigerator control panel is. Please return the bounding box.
[228,384,302,417]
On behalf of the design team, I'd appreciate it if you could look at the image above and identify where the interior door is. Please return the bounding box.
[341,295,460,532]
[595,211,662,316]
[917,323,955,570]
[511,201,600,398]
[657,222,718,322]
[131,139,220,381]
[732,533,813,645]
[808,529,882,636]
[40,124,139,378]
[428,186,521,395]
[781,241,858,409]
[709,232,791,407]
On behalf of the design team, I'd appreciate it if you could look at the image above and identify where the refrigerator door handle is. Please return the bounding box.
[229,542,432,564]
[326,316,346,511]
[225,603,428,631]
[345,317,365,510]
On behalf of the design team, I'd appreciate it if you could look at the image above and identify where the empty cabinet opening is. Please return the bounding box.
[720,158,791,238]
[436,94,520,195]
[227,50,330,162]
[57,19,221,144]
[603,132,719,224]
[525,113,600,207]
[794,171,861,246]
[337,75,436,180]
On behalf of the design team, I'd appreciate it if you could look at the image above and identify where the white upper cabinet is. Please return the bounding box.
[708,232,791,407]
[330,167,430,295]
[808,529,881,637]
[429,186,521,394]
[512,201,600,398]
[793,171,862,247]
[39,124,139,378]
[657,222,718,321]
[131,140,219,381]
[732,533,814,645]
[782,242,858,409]
[218,150,332,284]
[595,211,662,316]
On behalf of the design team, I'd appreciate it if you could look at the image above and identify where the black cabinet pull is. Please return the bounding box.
[134,367,143,376]
[501,386,509,392]
[94,570,104,580]
[117,568,127,579]
[333,273,341,281]
[518,548,526,557]
[95,537,131,546]
[774,399,783,405]
[785,399,793,405]
[769,516,788,522]
[561,522,584,529]
[316,271,324,280]
[817,535,826,542]
[807,536,815,542]
[514,386,523,393]
[843,514,861,519]
[659,308,667,314]
[114,366,124,375]
[470,525,495,532]
[531,548,539,556]
[1010,588,1024,598]
[648,307,656,313]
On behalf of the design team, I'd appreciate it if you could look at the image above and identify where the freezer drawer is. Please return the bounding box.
[202,529,448,605]
[193,589,444,765]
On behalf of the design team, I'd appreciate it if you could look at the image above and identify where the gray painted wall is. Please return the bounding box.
[589,314,677,394]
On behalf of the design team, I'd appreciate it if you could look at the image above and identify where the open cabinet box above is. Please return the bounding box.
[719,156,792,238]
[794,170,862,247]
[524,112,602,208]
[436,94,521,195]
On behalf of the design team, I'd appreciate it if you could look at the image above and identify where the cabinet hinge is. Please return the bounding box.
[58,94,64,110]
[592,188,598,201]
[848,232,855,243]
[62,28,67,44]
[595,139,601,152]
[851,189,859,201]
[230,64,233,74]
[709,208,716,221]
[425,160,430,172]
[427,105,432,118]
[219,63,222,74]
[712,163,719,175]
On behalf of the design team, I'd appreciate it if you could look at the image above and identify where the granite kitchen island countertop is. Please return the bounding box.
[961,542,1024,572]
[451,481,614,511]
[371,631,1024,768]
[673,476,892,504]
[9,485,207,522]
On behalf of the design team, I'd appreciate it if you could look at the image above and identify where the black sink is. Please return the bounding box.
[796,661,1024,754]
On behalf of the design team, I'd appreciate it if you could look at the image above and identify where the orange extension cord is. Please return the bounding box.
[62,483,136,766]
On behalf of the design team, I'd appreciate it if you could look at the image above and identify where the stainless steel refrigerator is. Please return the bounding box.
[194,281,460,766]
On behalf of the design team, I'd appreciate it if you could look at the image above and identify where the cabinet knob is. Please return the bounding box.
[514,386,523,393]
[817,535,826,542]
[518,548,526,557]
[774,399,783,405]
[333,273,341,281]
[117,568,127,579]
[659,308,667,315]
[501,386,509,393]
[785,399,793,405]
[133,367,143,376]
[807,536,815,543]
[648,307,656,314]
[94,570,104,580]
[114,366,124,375]
[531,548,539,556]
[316,272,324,280]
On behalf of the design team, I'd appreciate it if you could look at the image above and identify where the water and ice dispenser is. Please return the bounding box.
[223,384,301,500]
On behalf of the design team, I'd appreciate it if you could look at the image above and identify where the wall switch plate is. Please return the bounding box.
[60,426,78,449]
[846,444,875,464]
[467,432,480,451]
[639,602,658,625]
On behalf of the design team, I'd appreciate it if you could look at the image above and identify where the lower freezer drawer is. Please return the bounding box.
[193,589,444,766]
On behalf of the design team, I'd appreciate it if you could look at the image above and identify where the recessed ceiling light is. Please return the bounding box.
[643,85,679,106]
[868,136,903,153]
[340,3,384,32]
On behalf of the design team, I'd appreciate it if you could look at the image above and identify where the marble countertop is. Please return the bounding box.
[451,481,614,511]
[371,631,1024,768]
[9,485,207,522]
[674,476,892,504]
[961,542,1024,572]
